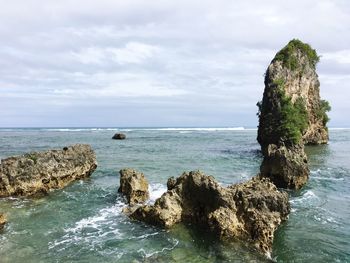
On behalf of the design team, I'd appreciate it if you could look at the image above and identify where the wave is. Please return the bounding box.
[0,127,248,132]
[290,190,318,205]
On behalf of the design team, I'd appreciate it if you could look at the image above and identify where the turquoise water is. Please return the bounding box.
[0,128,349,262]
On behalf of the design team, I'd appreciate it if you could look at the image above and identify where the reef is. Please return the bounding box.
[0,144,97,197]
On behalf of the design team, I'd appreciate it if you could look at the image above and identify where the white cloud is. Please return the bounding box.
[111,42,160,65]
[72,42,160,65]
[323,50,350,64]
[0,0,349,126]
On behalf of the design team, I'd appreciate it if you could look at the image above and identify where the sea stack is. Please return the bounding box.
[257,39,330,189]
[0,144,97,197]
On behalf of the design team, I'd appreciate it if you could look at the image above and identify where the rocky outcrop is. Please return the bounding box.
[0,144,97,197]
[130,171,290,257]
[112,133,126,140]
[257,39,330,189]
[0,214,6,230]
[118,168,149,205]
[259,144,309,189]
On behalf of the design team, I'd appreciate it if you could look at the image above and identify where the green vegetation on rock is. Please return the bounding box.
[316,99,331,126]
[25,153,38,164]
[257,78,309,145]
[273,39,320,70]
[275,79,309,145]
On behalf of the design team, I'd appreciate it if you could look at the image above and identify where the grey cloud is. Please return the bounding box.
[0,0,349,127]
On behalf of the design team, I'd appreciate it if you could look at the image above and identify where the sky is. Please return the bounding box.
[0,0,349,127]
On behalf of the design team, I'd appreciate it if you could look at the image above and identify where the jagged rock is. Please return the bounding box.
[257,39,330,189]
[0,214,6,230]
[0,144,97,197]
[130,171,290,257]
[112,133,126,140]
[118,168,149,205]
[259,144,309,189]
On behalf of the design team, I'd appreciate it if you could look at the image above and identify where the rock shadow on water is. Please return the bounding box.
[140,223,272,263]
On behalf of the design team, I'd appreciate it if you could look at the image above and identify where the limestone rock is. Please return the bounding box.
[118,168,149,205]
[257,39,329,189]
[257,39,329,148]
[0,214,6,230]
[112,133,126,140]
[130,171,290,256]
[259,144,309,189]
[0,144,97,197]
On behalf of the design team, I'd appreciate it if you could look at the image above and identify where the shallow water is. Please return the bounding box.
[0,128,349,262]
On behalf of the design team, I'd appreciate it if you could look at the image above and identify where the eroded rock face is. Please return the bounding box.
[118,168,149,205]
[0,214,6,230]
[130,171,290,256]
[259,144,309,189]
[0,144,97,197]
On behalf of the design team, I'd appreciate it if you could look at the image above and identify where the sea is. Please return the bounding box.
[0,127,349,263]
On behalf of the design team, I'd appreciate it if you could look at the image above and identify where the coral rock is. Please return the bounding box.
[260,144,309,189]
[118,168,149,205]
[0,144,97,197]
[130,171,290,256]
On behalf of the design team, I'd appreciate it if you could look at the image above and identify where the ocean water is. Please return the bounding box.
[0,128,349,263]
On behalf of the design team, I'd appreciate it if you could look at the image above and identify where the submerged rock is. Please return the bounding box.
[118,168,149,205]
[257,39,329,189]
[0,214,6,230]
[130,171,290,256]
[112,133,126,140]
[0,144,97,197]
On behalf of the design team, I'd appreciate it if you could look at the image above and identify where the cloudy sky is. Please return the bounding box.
[0,0,349,127]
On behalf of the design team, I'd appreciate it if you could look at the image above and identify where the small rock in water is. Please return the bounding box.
[118,168,150,206]
[112,133,126,140]
[0,214,6,230]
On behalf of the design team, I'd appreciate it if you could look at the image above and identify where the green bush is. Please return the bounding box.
[257,78,309,145]
[316,99,331,126]
[274,79,309,144]
[273,39,320,70]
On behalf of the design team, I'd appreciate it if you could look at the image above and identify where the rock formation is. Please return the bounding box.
[0,214,6,230]
[259,144,309,189]
[257,39,330,189]
[118,168,149,205]
[112,133,126,140]
[0,144,97,197]
[130,170,290,257]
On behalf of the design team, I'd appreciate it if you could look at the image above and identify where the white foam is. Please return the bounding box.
[140,127,245,131]
[40,128,120,132]
[149,183,167,204]
[137,239,179,258]
[290,190,318,205]
[66,203,124,233]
